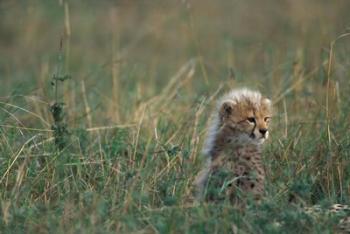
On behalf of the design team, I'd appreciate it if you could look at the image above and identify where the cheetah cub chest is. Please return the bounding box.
[195,88,272,204]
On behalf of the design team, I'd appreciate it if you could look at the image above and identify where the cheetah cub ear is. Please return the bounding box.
[261,98,273,113]
[262,98,272,106]
[219,101,235,120]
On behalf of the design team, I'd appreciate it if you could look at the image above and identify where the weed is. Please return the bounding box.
[49,39,71,150]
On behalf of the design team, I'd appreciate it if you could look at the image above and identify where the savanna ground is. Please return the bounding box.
[1,1,350,233]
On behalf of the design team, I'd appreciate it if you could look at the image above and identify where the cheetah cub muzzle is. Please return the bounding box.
[195,88,272,205]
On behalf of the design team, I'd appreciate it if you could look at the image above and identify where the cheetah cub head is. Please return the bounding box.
[219,89,272,144]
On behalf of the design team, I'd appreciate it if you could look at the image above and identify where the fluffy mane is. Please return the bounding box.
[202,88,268,157]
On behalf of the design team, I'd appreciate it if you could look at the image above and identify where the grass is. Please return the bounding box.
[1,0,350,233]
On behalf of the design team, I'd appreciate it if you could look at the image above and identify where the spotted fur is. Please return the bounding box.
[195,88,272,203]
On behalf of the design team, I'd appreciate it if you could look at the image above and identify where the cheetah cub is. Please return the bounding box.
[195,88,272,204]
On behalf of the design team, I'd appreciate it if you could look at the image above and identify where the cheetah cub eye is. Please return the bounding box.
[247,117,256,123]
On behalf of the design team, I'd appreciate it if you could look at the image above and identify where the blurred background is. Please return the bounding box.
[1,0,350,127]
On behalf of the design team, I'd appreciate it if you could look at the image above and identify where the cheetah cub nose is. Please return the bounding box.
[259,129,267,135]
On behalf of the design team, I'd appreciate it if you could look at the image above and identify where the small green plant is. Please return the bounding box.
[50,39,71,150]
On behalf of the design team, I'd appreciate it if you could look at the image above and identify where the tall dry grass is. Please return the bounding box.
[0,1,350,233]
